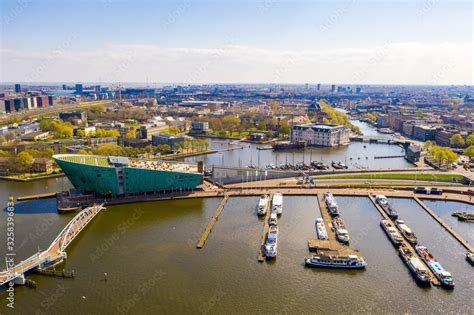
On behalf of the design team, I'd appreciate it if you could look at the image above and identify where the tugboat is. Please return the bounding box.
[257,195,269,216]
[315,218,328,240]
[452,211,474,222]
[375,195,398,219]
[398,244,431,286]
[395,219,418,245]
[332,217,350,244]
[415,245,455,289]
[380,219,403,246]
[466,252,474,266]
[271,193,283,216]
[323,192,339,216]
[304,253,366,269]
[264,225,278,259]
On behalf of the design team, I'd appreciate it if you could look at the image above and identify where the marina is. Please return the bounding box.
[1,179,473,312]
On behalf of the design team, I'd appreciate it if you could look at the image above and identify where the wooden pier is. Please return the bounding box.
[196,195,229,249]
[414,197,473,252]
[17,192,57,201]
[367,195,440,286]
[310,193,362,257]
[36,268,75,278]
[258,194,273,262]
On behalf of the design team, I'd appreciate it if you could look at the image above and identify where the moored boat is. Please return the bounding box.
[452,211,474,222]
[375,195,398,219]
[265,225,278,259]
[332,217,350,244]
[272,193,283,216]
[269,213,278,226]
[415,245,454,288]
[304,254,366,269]
[257,195,269,216]
[398,244,431,286]
[331,161,348,169]
[315,218,328,240]
[395,219,418,245]
[323,192,339,216]
[380,219,403,246]
[466,252,474,266]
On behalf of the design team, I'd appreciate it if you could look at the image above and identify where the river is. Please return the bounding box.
[0,122,472,313]
[1,187,472,313]
[184,120,412,169]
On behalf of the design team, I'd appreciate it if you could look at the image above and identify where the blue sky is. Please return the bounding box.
[1,0,472,84]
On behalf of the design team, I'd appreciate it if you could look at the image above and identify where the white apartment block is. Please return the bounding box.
[291,123,350,147]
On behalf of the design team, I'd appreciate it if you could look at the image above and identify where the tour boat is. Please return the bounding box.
[466,252,474,266]
[315,218,328,240]
[398,244,431,286]
[324,192,339,216]
[380,219,403,246]
[332,217,350,244]
[304,254,366,269]
[272,193,283,216]
[395,219,418,245]
[415,245,454,289]
[452,211,474,222]
[257,195,269,216]
[265,225,278,259]
[375,195,398,219]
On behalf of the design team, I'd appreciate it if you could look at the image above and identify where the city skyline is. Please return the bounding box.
[1,0,472,85]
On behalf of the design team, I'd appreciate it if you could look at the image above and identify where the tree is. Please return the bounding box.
[162,126,180,135]
[450,134,465,147]
[279,123,290,136]
[364,112,377,122]
[76,129,86,138]
[428,145,458,168]
[43,148,55,157]
[156,144,171,153]
[222,115,241,132]
[464,145,474,158]
[257,121,267,131]
[423,140,433,152]
[0,150,12,157]
[105,130,120,138]
[125,130,137,139]
[15,151,34,172]
[93,144,124,156]
[465,134,474,146]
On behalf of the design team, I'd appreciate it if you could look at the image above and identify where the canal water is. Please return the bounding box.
[184,119,412,169]
[1,183,473,313]
[186,140,411,170]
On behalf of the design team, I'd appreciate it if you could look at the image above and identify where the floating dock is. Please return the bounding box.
[414,197,473,252]
[17,192,57,201]
[196,195,229,249]
[258,194,273,262]
[309,193,362,257]
[368,194,440,286]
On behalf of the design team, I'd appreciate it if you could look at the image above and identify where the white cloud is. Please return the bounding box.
[1,41,472,85]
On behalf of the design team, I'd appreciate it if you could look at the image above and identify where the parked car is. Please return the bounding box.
[414,187,429,194]
[430,188,443,195]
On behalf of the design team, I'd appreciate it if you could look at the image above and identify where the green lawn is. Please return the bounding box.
[315,173,466,182]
